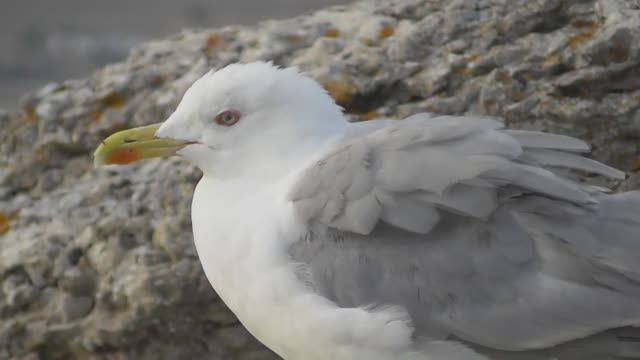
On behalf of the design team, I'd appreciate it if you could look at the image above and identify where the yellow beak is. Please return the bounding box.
[93,123,193,167]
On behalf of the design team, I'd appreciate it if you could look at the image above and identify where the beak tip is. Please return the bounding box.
[93,122,182,168]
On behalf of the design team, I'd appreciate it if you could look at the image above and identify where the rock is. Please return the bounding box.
[1,270,37,317]
[59,294,94,322]
[58,267,96,297]
[1,0,639,359]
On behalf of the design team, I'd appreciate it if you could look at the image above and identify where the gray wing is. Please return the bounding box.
[287,113,640,357]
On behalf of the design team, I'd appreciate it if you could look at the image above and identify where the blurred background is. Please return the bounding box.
[0,0,349,110]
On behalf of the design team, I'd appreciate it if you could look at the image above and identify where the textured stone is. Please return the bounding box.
[1,0,640,359]
[59,294,94,322]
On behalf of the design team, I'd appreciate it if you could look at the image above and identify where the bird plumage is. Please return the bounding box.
[156,62,640,359]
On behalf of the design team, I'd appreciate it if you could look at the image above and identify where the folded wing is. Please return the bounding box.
[288,113,640,357]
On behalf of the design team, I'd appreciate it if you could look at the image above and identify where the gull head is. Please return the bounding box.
[94,62,346,177]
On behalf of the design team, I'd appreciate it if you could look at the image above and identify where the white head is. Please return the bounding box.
[155,62,346,178]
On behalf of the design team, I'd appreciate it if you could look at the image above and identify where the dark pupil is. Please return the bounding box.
[223,113,234,122]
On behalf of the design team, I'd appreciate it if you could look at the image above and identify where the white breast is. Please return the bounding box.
[190,176,476,360]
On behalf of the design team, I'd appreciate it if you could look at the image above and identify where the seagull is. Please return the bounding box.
[94,62,640,360]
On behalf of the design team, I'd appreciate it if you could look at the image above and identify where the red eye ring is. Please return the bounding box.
[214,109,241,127]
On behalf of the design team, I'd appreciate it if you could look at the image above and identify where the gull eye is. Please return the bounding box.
[214,109,241,127]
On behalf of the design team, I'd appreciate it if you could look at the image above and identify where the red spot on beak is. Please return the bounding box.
[106,149,140,164]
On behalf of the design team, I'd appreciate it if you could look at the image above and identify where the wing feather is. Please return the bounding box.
[378,193,440,234]
[502,129,591,152]
[288,114,617,235]
[287,113,640,356]
[521,149,626,179]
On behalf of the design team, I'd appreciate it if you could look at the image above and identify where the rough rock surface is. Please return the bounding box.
[2,0,640,359]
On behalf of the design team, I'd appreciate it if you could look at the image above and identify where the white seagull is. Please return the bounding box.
[95,62,640,360]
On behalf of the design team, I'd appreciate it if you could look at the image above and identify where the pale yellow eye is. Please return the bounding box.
[215,110,241,126]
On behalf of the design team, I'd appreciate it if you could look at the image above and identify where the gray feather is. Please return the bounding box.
[377,192,440,234]
[503,130,591,152]
[522,149,626,179]
[482,163,595,205]
[287,113,640,358]
[418,184,498,219]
